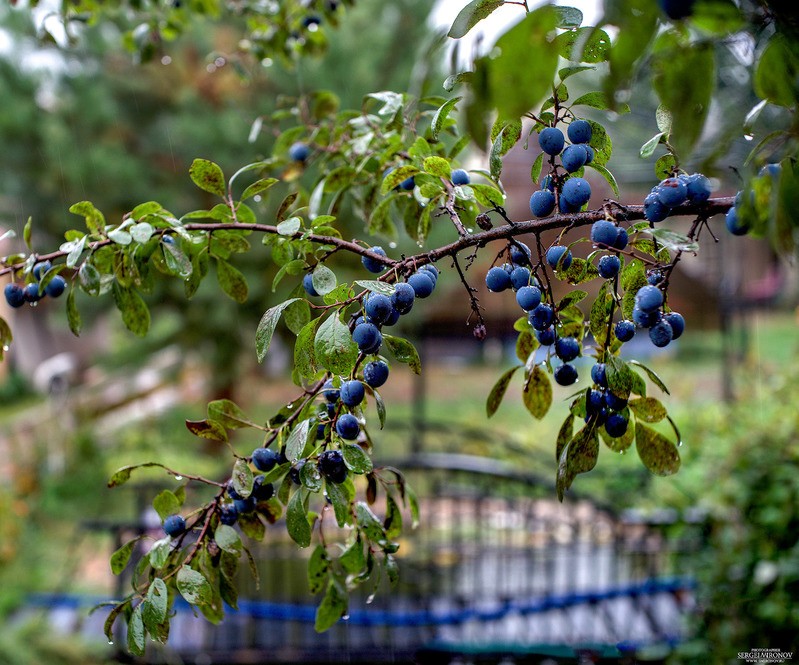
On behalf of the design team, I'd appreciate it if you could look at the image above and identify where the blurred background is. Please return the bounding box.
[0,1,797,663]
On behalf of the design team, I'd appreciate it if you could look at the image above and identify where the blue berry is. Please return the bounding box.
[538,127,565,155]
[510,242,532,266]
[336,413,360,440]
[613,228,629,250]
[615,320,635,342]
[252,475,274,501]
[583,145,595,164]
[364,293,393,325]
[510,266,531,291]
[554,336,580,362]
[591,363,607,387]
[23,283,42,303]
[408,272,435,298]
[400,176,416,191]
[546,245,573,271]
[451,169,470,185]
[759,163,781,179]
[529,189,556,218]
[597,255,621,279]
[587,389,604,412]
[554,363,578,386]
[318,449,348,483]
[725,206,748,236]
[383,307,400,327]
[529,303,554,331]
[322,379,340,403]
[604,413,628,438]
[644,193,670,223]
[4,284,25,308]
[649,319,674,347]
[561,144,588,173]
[664,312,685,339]
[516,285,542,312]
[590,220,618,247]
[633,307,661,328]
[486,266,512,292]
[219,505,238,526]
[685,173,711,203]
[567,119,592,145]
[635,285,663,313]
[163,514,186,537]
[289,142,311,162]
[391,282,415,313]
[252,447,281,472]
[352,322,382,351]
[303,273,319,297]
[234,497,256,513]
[605,391,627,411]
[656,177,688,207]
[33,261,51,280]
[361,246,388,273]
[340,380,365,407]
[647,271,664,285]
[561,177,591,208]
[419,264,439,284]
[541,175,555,191]
[536,327,556,345]
[363,360,389,388]
[559,197,581,214]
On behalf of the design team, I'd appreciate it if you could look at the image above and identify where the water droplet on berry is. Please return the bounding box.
[342,614,350,621]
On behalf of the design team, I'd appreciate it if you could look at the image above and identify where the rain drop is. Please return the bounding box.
[174,475,183,481]
[2,345,8,352]
[161,55,172,66]
[108,641,114,645]
[744,133,754,141]
[388,242,397,249]
[467,228,474,233]
[286,403,294,409]
[342,614,350,621]
[365,594,375,605]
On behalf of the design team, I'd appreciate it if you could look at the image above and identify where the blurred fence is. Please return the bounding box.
[25,420,707,665]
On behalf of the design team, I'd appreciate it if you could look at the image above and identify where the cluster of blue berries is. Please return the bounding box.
[725,163,780,236]
[586,363,630,438]
[529,119,594,219]
[643,173,711,223]
[4,261,67,308]
[485,241,580,386]
[589,219,629,281]
[628,284,685,348]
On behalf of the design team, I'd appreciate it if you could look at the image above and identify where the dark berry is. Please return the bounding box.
[644,192,669,223]
[289,142,311,162]
[4,284,25,308]
[252,447,281,472]
[536,327,556,345]
[591,363,607,387]
[529,189,556,218]
[340,380,365,407]
[615,320,635,342]
[567,119,592,144]
[23,283,42,303]
[538,127,565,155]
[561,177,591,208]
[656,177,688,207]
[545,245,572,271]
[597,255,621,279]
[336,414,360,440]
[554,363,578,386]
[605,391,627,411]
[163,514,186,537]
[363,360,389,388]
[649,319,674,347]
[33,261,51,280]
[408,272,434,298]
[451,169,470,186]
[234,497,256,513]
[391,282,415,313]
[486,266,512,292]
[561,144,588,173]
[516,285,542,312]
[352,322,382,351]
[509,242,532,266]
[529,303,554,331]
[322,379,340,403]
[252,475,274,501]
[510,266,531,291]
[664,312,685,339]
[303,273,319,297]
[364,293,392,325]
[318,449,348,484]
[219,505,238,526]
[604,413,629,438]
[590,220,618,247]
[361,246,387,273]
[635,285,663,313]
[555,336,580,362]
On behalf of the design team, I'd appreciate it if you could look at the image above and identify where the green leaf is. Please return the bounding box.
[354,280,395,296]
[189,158,226,197]
[339,537,366,575]
[629,360,671,395]
[112,284,150,337]
[314,313,359,376]
[256,298,302,363]
[308,545,331,594]
[443,72,473,92]
[652,32,715,157]
[176,566,213,606]
[655,154,677,181]
[571,91,627,112]
[471,6,559,122]
[294,316,323,379]
[471,183,505,207]
[447,0,504,38]
[640,132,665,159]
[277,217,302,236]
[606,355,633,400]
[556,423,599,501]
[238,511,266,541]
[215,524,242,554]
[486,366,521,418]
[312,263,337,296]
[232,459,254,499]
[648,228,698,252]
[523,366,552,420]
[300,461,323,492]
[384,494,403,540]
[286,419,311,463]
[216,259,248,303]
[66,288,81,336]
[287,489,312,548]
[325,478,351,528]
[383,335,421,374]
[69,201,105,235]
[381,166,420,194]
[110,538,139,575]
[431,96,462,140]
[342,443,373,474]
[754,34,799,109]
[530,152,545,184]
[355,502,387,544]
[127,606,145,656]
[635,422,681,476]
[208,399,254,429]
[628,397,667,423]
[241,177,278,201]
[148,537,171,570]
[153,490,181,521]
[374,390,387,429]
[589,282,614,343]
[162,241,192,278]
[423,156,451,178]
[315,579,347,632]
[185,418,228,442]
[144,578,168,626]
[559,65,595,81]
[555,413,575,463]
[556,27,611,64]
